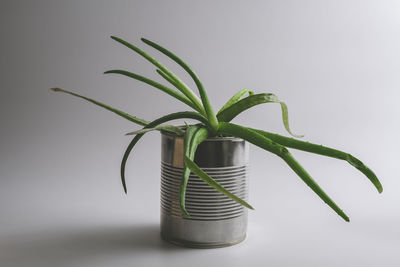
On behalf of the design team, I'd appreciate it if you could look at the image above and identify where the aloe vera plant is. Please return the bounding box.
[51,36,382,222]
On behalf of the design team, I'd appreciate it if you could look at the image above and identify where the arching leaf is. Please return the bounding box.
[141,38,219,134]
[217,122,349,222]
[251,128,382,193]
[218,89,254,114]
[110,36,204,114]
[50,88,148,126]
[180,126,209,217]
[217,93,303,138]
[125,124,185,136]
[104,69,199,112]
[120,111,208,193]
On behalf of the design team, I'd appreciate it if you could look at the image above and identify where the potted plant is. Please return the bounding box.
[51,36,382,248]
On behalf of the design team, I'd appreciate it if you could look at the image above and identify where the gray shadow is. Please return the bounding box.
[0,223,183,267]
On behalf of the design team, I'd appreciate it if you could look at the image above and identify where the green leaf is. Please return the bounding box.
[126,124,185,136]
[217,93,303,138]
[154,68,203,114]
[218,89,254,114]
[120,111,208,193]
[120,134,141,193]
[217,122,350,222]
[50,88,149,126]
[251,128,382,193]
[156,69,180,89]
[104,69,200,112]
[141,38,219,134]
[180,126,209,217]
[180,125,200,216]
[110,36,205,114]
[279,101,303,138]
[184,156,254,210]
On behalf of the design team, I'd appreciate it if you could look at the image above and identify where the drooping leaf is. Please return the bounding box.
[180,125,201,217]
[217,93,303,138]
[251,128,382,193]
[184,156,254,210]
[141,38,219,134]
[279,101,303,138]
[120,134,142,193]
[180,126,209,217]
[104,69,199,112]
[217,122,350,222]
[218,89,254,114]
[217,93,276,122]
[50,88,149,126]
[110,36,204,113]
[120,111,209,193]
[125,124,185,136]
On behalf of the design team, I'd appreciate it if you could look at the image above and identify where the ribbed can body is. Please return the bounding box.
[160,132,249,248]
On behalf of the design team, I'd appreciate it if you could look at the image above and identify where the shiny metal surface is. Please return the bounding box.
[160,133,249,248]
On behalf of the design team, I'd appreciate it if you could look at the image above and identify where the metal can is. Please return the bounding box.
[160,132,249,248]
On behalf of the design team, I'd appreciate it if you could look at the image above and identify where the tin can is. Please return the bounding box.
[160,132,249,248]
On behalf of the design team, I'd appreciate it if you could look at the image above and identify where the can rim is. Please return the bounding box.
[161,131,244,142]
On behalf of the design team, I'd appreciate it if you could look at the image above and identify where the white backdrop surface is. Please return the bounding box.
[0,1,399,266]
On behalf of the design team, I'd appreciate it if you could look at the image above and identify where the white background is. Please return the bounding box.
[1,1,399,266]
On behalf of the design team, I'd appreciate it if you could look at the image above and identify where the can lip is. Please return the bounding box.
[161,130,244,142]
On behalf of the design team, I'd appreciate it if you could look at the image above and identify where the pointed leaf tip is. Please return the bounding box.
[122,182,127,194]
[140,38,153,46]
[182,209,191,218]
